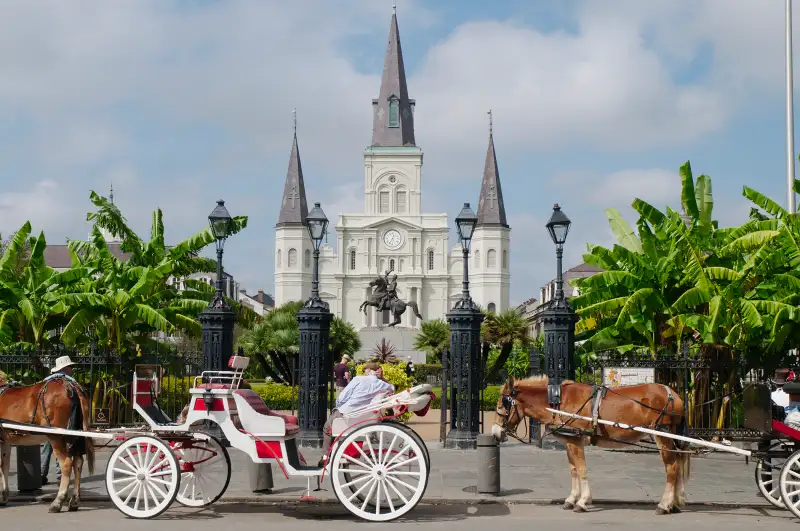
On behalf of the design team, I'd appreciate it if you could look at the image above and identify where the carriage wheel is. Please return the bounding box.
[331,423,428,522]
[341,422,430,507]
[756,441,789,509]
[106,436,180,519]
[778,448,800,517]
[172,435,232,507]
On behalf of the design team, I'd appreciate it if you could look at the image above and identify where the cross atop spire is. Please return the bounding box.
[392,1,396,14]
[476,114,508,228]
[276,110,309,227]
[371,7,416,147]
[109,183,114,204]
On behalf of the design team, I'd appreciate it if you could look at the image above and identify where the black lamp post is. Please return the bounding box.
[296,202,333,448]
[542,203,578,407]
[199,200,237,372]
[445,203,485,450]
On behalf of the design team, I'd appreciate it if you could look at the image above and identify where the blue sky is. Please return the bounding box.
[0,0,794,305]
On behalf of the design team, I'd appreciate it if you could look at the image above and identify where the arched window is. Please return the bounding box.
[389,258,395,272]
[395,189,407,213]
[488,302,496,314]
[398,259,404,273]
[502,250,507,269]
[277,250,282,268]
[288,248,297,268]
[487,249,497,268]
[304,249,311,268]
[427,249,435,271]
[379,190,390,213]
[388,98,399,128]
[474,250,480,269]
[349,249,356,270]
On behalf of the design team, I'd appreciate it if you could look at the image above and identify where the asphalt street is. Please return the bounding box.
[0,502,788,530]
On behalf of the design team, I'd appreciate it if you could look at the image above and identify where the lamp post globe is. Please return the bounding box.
[542,203,577,408]
[445,202,484,450]
[297,201,332,448]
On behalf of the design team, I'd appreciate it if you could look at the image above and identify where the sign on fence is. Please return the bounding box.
[603,367,655,387]
[94,408,110,426]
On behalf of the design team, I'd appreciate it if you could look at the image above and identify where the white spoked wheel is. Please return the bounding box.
[331,423,428,522]
[172,436,232,507]
[756,442,789,509]
[779,448,800,517]
[106,436,180,519]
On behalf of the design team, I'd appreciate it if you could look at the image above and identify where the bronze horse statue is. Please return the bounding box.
[359,274,423,327]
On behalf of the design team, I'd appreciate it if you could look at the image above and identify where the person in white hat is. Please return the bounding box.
[41,355,75,485]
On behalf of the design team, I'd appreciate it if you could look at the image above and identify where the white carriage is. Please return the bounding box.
[101,356,435,521]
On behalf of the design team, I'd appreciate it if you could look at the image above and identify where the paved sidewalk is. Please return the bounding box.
[9,441,765,507]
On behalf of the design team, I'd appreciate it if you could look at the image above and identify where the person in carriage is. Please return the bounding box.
[319,362,394,467]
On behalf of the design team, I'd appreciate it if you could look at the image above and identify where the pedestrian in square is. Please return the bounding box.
[333,354,352,395]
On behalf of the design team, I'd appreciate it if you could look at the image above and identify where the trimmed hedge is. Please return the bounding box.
[412,364,442,384]
[430,385,502,411]
[251,382,297,410]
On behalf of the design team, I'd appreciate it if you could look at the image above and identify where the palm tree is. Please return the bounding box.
[236,301,302,383]
[413,319,449,363]
[0,222,88,348]
[329,317,361,365]
[482,309,530,383]
[58,227,211,352]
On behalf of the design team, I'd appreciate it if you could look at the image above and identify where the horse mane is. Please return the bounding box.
[514,375,577,390]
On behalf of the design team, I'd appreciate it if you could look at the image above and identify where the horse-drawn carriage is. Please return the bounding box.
[1,356,435,521]
[493,375,800,517]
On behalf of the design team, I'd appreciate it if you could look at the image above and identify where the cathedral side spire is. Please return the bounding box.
[476,111,508,227]
[276,111,309,227]
[371,7,416,147]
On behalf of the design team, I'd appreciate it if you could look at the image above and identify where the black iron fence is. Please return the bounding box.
[0,344,203,427]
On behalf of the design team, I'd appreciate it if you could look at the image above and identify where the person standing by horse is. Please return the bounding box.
[41,356,75,485]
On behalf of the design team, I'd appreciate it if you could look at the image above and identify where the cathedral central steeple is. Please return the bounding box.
[371,8,416,147]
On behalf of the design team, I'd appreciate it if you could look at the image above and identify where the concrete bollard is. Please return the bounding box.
[249,462,274,493]
[16,445,43,492]
[476,434,500,495]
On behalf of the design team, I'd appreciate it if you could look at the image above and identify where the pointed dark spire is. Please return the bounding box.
[109,183,114,204]
[276,110,309,227]
[371,8,416,147]
[476,110,508,228]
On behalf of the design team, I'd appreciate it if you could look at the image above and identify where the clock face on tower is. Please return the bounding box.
[383,229,403,250]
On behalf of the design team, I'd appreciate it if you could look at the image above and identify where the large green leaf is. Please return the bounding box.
[0,221,32,272]
[743,186,788,219]
[679,161,700,221]
[605,208,642,253]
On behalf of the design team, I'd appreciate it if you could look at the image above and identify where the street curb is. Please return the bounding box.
[8,493,773,510]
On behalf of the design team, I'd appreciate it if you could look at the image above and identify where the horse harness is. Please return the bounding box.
[0,375,84,442]
[500,383,678,446]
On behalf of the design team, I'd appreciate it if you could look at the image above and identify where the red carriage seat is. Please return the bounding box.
[134,378,174,426]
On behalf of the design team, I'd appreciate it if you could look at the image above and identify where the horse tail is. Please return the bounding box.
[408,301,423,320]
[79,391,95,475]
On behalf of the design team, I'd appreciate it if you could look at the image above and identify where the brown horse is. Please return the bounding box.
[0,374,95,512]
[492,376,690,515]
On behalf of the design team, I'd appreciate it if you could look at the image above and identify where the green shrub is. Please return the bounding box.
[252,382,297,410]
[430,385,502,411]
[413,364,442,385]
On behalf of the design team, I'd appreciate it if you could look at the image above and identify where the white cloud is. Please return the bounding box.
[0,0,790,296]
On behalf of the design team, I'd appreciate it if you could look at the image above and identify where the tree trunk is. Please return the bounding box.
[255,352,284,384]
[486,342,514,384]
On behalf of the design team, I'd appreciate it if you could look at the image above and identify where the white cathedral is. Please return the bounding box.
[273,9,511,361]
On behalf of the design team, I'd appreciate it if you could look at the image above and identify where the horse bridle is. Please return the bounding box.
[497,388,529,442]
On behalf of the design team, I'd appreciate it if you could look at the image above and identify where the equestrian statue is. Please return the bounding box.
[359,271,423,327]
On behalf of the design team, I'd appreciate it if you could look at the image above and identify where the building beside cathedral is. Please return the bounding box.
[273,9,511,361]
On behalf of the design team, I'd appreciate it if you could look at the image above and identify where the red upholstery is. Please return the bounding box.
[234,389,299,430]
[135,379,154,407]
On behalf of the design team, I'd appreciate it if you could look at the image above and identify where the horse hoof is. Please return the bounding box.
[68,505,79,512]
[670,506,681,514]
[655,507,669,515]
[48,505,62,513]
[562,502,575,510]
[573,504,588,513]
